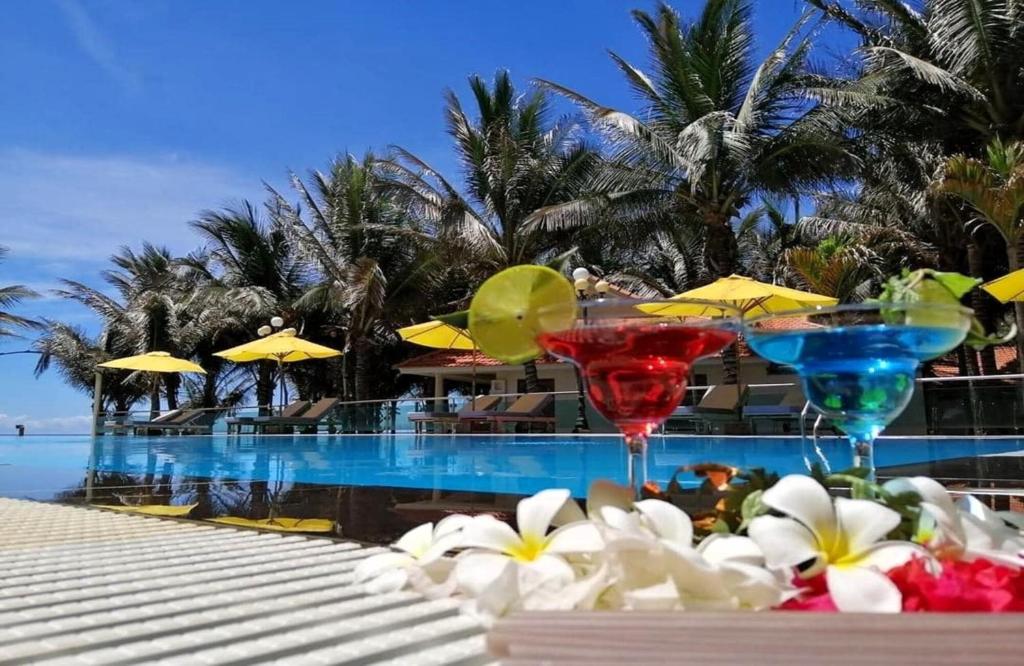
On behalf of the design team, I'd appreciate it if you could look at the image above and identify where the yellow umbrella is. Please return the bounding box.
[398,319,483,408]
[213,328,342,363]
[95,352,206,429]
[982,269,1024,303]
[207,516,335,533]
[214,328,341,412]
[398,320,475,350]
[98,351,206,374]
[643,274,837,318]
[640,275,836,389]
[95,503,198,517]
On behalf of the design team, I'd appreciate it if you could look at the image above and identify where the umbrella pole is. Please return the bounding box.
[91,371,103,437]
[472,344,478,409]
[277,357,285,414]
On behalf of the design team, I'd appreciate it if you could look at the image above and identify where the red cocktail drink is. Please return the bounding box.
[539,324,736,436]
[537,302,739,498]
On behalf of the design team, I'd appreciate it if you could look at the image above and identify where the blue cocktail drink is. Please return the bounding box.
[746,305,971,479]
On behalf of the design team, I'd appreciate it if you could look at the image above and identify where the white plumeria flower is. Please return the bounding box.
[354,514,471,593]
[748,475,926,612]
[454,489,604,622]
[599,499,787,610]
[957,494,1024,567]
[697,534,792,609]
[884,476,1024,568]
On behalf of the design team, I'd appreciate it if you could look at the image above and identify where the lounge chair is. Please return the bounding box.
[254,397,339,433]
[409,395,503,434]
[104,409,181,435]
[135,409,217,435]
[695,384,748,433]
[477,393,555,433]
[744,386,806,434]
[667,384,746,434]
[227,400,309,434]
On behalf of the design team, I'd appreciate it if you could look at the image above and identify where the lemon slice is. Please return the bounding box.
[469,265,577,364]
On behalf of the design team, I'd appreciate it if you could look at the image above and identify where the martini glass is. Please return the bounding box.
[537,298,740,498]
[744,302,971,480]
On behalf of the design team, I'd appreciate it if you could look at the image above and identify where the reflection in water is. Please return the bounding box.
[7,432,1024,542]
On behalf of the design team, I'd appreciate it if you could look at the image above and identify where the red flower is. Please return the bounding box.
[888,557,1024,612]
[778,573,838,612]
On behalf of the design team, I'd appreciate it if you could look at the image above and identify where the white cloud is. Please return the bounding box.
[0,412,93,435]
[54,0,140,93]
[0,149,257,261]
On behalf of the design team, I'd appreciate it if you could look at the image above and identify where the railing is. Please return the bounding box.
[81,372,1024,438]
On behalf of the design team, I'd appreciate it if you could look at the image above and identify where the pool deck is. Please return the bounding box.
[0,498,491,665]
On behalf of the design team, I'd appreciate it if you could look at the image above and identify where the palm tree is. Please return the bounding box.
[525,1,854,385]
[270,153,438,403]
[379,71,602,390]
[34,322,149,417]
[808,0,1024,152]
[0,246,42,337]
[527,1,855,280]
[381,71,601,271]
[935,138,1024,367]
[809,0,1024,374]
[783,236,880,302]
[104,244,185,413]
[49,244,187,419]
[737,200,802,285]
[608,225,710,298]
[189,200,305,414]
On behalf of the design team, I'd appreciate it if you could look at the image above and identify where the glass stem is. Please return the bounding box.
[850,435,876,482]
[624,432,648,499]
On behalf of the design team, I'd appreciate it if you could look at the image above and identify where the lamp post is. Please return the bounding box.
[571,268,592,433]
[259,316,287,413]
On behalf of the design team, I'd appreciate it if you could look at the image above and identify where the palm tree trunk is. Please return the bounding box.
[164,374,179,410]
[149,377,160,421]
[704,212,740,384]
[331,357,346,402]
[1006,249,1024,374]
[523,360,540,393]
[354,337,371,402]
[201,373,217,408]
[967,241,997,375]
[344,348,356,401]
[256,362,273,416]
[703,214,739,278]
[721,343,739,386]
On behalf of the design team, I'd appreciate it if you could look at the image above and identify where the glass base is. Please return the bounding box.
[850,437,875,482]
[624,433,648,499]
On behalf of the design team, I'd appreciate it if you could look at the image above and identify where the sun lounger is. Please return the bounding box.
[744,386,806,433]
[254,397,339,432]
[409,395,503,433]
[227,400,309,434]
[481,393,555,433]
[104,408,181,434]
[694,384,748,433]
[135,408,217,435]
[667,384,747,434]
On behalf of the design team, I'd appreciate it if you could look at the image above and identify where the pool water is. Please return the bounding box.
[1,433,1021,500]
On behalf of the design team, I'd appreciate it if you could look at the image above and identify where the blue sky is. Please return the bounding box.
[0,0,834,433]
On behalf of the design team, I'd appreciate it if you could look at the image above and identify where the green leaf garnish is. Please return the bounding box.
[432,309,469,329]
[875,268,1014,350]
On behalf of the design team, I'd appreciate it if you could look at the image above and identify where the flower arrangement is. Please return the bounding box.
[354,474,1024,624]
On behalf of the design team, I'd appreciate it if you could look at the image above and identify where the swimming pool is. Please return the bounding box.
[1,433,1022,500]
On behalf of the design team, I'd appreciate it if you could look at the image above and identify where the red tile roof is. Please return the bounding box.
[929,345,1019,378]
[396,349,562,369]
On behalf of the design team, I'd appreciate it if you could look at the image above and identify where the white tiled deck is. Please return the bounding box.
[0,498,491,665]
